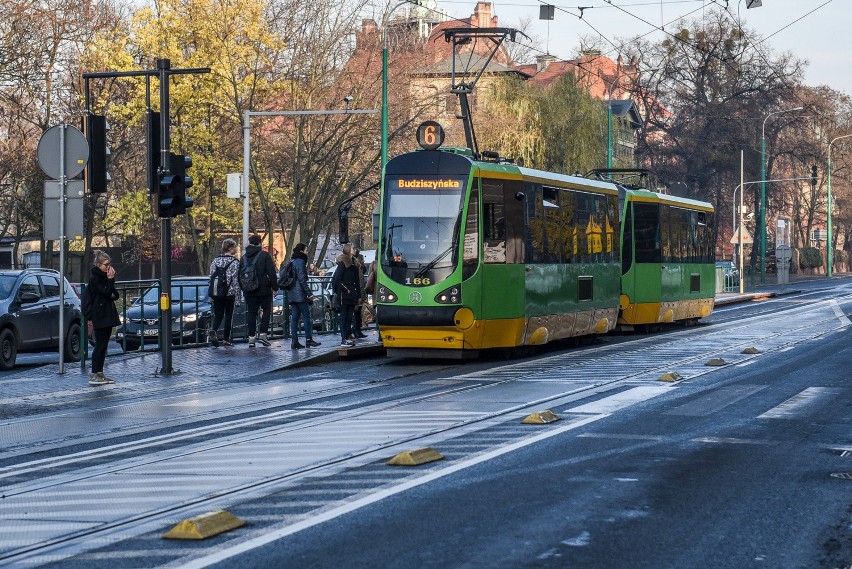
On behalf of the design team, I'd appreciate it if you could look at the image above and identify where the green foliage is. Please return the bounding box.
[798,247,823,269]
[479,75,607,173]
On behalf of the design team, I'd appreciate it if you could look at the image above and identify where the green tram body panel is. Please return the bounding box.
[618,189,716,326]
[376,150,622,355]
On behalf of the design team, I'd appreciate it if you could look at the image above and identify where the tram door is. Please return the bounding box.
[481,178,525,319]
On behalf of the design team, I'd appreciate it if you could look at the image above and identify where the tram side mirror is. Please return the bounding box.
[514,192,525,201]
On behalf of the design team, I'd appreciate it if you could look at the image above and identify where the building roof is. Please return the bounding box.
[607,99,642,127]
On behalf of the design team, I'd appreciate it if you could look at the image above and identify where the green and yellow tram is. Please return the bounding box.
[374,125,717,357]
[376,146,623,358]
[618,189,716,328]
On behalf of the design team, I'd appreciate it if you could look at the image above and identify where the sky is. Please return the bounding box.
[432,0,849,94]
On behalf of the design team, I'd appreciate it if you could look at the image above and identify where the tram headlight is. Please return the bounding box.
[434,285,461,304]
[377,284,398,303]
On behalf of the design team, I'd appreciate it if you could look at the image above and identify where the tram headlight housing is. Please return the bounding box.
[377,284,398,303]
[434,285,461,304]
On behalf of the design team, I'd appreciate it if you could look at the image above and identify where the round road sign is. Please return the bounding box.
[37,124,89,179]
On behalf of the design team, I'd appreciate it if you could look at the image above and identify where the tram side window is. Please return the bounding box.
[503,180,526,263]
[659,205,672,262]
[560,189,576,263]
[463,179,479,279]
[605,194,620,263]
[573,193,589,263]
[483,181,506,263]
[525,184,559,264]
[696,211,713,263]
[621,201,633,274]
[634,203,661,263]
[525,185,544,263]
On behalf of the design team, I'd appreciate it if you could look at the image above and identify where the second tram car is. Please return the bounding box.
[619,189,716,328]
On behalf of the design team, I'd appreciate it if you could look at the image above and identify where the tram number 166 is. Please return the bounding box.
[405,277,431,286]
[416,121,445,150]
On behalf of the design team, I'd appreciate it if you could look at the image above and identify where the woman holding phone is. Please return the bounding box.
[84,250,120,386]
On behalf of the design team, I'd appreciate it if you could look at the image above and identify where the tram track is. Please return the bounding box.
[2,293,850,567]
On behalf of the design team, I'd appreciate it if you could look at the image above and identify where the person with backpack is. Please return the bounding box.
[207,238,240,347]
[240,234,278,347]
[331,243,363,347]
[84,250,120,386]
[281,242,321,349]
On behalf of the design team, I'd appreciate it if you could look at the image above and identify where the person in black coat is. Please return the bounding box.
[85,250,119,386]
[331,244,363,347]
[285,242,321,349]
[241,234,278,347]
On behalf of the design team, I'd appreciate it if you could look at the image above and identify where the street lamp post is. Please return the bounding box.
[739,150,744,294]
[827,133,852,277]
[381,1,415,170]
[760,106,803,282]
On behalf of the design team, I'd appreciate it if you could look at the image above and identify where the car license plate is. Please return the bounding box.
[139,329,159,336]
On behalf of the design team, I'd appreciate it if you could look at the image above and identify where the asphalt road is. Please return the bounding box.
[212,283,852,569]
[2,279,850,569]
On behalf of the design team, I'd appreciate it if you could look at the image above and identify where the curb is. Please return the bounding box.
[714,288,802,306]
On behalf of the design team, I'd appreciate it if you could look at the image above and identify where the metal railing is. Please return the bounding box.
[81,276,351,367]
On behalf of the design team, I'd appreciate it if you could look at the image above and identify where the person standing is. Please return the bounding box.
[207,238,240,347]
[241,234,278,347]
[351,247,368,339]
[284,242,321,349]
[331,244,362,347]
[84,251,120,386]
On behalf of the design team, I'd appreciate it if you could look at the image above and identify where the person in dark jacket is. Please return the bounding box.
[85,250,120,386]
[207,238,241,347]
[351,247,368,339]
[241,234,278,347]
[285,242,321,349]
[331,244,363,347]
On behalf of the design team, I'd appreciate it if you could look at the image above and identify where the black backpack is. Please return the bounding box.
[208,257,236,298]
[238,254,261,292]
[278,260,296,290]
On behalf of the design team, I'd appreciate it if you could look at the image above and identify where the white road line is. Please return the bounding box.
[176,414,605,569]
[564,386,671,415]
[830,299,852,325]
[692,437,773,445]
[758,387,841,419]
[577,433,664,441]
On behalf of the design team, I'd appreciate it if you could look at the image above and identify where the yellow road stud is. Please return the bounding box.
[162,510,245,540]
[658,371,684,382]
[705,358,727,366]
[741,347,761,354]
[521,410,561,424]
[387,447,444,466]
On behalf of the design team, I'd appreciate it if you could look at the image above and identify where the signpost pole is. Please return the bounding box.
[58,124,66,374]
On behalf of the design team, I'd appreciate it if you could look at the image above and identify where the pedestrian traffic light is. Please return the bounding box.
[171,153,194,216]
[84,114,111,193]
[146,110,160,193]
[811,165,818,187]
[155,152,194,218]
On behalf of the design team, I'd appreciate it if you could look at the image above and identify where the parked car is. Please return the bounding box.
[0,268,83,370]
[114,277,286,350]
[307,276,335,331]
[716,260,740,287]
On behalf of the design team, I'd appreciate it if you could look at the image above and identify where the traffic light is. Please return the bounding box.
[85,114,111,193]
[155,152,194,218]
[811,164,818,187]
[146,110,160,193]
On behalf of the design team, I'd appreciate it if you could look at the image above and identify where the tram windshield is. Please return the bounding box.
[382,175,466,285]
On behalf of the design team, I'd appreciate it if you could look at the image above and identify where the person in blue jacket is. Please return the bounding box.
[286,242,321,349]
